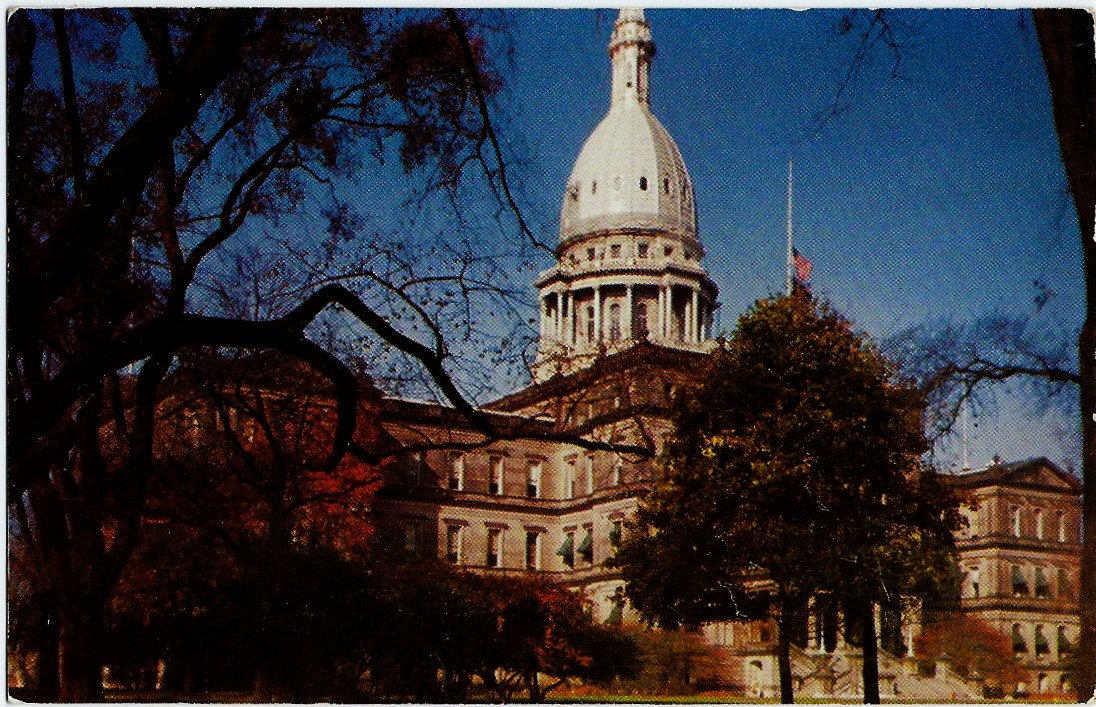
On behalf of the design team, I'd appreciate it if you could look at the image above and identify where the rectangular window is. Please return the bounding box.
[586,306,595,341]
[1012,624,1027,654]
[1035,567,1051,597]
[404,524,420,559]
[1035,508,1044,539]
[638,242,649,258]
[612,457,623,486]
[1058,626,1073,654]
[577,526,594,564]
[1012,565,1030,596]
[1034,625,1050,655]
[584,455,594,495]
[446,525,463,564]
[407,451,424,484]
[1058,568,1072,598]
[448,454,464,491]
[1058,511,1067,543]
[609,520,623,547]
[526,461,542,499]
[610,243,621,258]
[487,528,502,568]
[525,531,540,570]
[1011,506,1022,537]
[558,531,575,568]
[565,459,576,499]
[490,456,504,495]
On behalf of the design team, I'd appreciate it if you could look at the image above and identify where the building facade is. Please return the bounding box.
[951,458,1083,695]
[374,9,1082,698]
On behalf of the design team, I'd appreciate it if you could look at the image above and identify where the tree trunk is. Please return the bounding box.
[777,629,795,704]
[859,599,880,704]
[36,603,61,701]
[57,596,104,702]
[1032,10,1095,702]
[526,669,542,703]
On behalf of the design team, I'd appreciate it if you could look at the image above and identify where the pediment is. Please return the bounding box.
[1009,460,1082,493]
[952,456,1082,495]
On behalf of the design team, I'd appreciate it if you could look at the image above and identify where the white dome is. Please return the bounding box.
[559,101,697,244]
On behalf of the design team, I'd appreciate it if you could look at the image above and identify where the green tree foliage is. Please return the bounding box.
[614,626,721,696]
[914,613,1029,698]
[616,291,961,703]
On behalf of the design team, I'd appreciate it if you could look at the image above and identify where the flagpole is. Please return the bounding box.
[785,159,794,297]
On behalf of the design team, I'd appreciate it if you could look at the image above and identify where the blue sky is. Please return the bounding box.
[484,9,1082,472]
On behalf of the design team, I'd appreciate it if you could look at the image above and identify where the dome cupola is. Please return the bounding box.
[559,9,697,246]
[532,9,718,383]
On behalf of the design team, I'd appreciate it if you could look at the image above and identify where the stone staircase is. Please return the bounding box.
[788,644,983,702]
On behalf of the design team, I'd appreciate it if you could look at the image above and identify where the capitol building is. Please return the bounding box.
[374,10,1082,699]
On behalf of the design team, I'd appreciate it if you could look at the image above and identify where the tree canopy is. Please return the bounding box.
[616,291,961,703]
[5,8,526,700]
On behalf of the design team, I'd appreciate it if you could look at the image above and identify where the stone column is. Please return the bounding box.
[540,295,548,341]
[691,287,699,343]
[593,286,602,343]
[553,293,561,341]
[665,284,674,340]
[625,284,634,340]
[564,291,573,346]
[657,286,665,340]
[807,597,819,651]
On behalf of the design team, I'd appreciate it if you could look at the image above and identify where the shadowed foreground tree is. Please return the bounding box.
[137,350,384,699]
[617,292,961,704]
[3,7,531,700]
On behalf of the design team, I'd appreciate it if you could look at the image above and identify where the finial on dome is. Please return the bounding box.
[608,8,655,108]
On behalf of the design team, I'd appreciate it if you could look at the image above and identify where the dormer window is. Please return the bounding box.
[639,176,648,191]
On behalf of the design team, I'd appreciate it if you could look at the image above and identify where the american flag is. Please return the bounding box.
[793,248,812,283]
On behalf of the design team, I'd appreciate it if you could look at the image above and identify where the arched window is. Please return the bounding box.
[1011,505,1022,537]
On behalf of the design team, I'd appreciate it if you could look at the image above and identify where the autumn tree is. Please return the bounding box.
[914,613,1029,698]
[614,626,721,696]
[616,291,961,704]
[3,7,544,699]
[120,349,385,698]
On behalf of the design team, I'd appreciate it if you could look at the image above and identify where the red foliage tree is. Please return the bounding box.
[914,613,1029,697]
